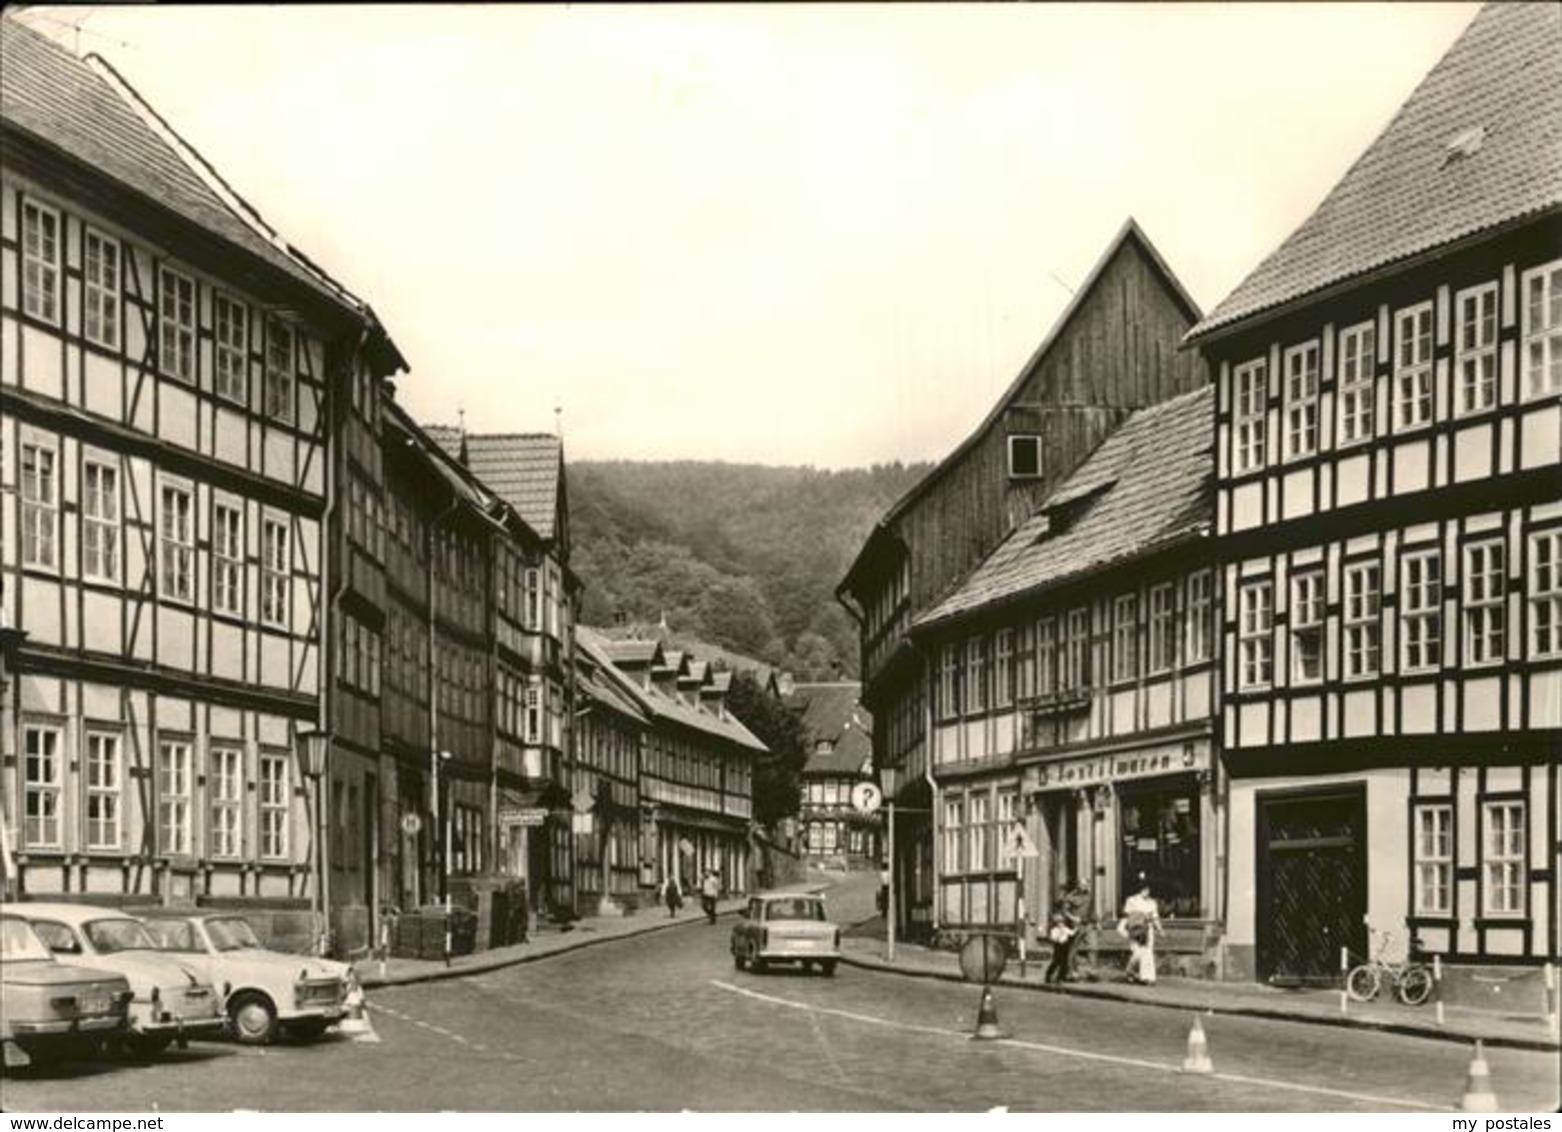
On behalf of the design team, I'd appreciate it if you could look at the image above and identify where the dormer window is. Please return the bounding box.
[1008,435,1041,479]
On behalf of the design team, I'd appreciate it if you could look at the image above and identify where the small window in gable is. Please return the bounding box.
[1008,435,1041,479]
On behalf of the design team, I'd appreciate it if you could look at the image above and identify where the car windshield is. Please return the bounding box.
[84,918,158,953]
[0,917,53,962]
[765,899,827,922]
[206,917,263,952]
[143,920,203,952]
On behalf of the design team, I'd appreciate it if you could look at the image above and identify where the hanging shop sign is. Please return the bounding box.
[1027,741,1209,791]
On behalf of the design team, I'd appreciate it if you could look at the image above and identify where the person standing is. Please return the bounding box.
[1120,874,1161,984]
[1044,878,1090,983]
[662,873,683,918]
[700,868,721,925]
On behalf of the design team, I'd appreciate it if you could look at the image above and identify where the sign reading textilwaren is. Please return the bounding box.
[1028,741,1208,790]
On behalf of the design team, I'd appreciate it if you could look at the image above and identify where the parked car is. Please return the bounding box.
[2,903,224,1057]
[138,911,348,1045]
[730,893,840,976]
[1,913,132,1063]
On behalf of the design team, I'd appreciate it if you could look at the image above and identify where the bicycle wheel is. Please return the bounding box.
[1345,964,1381,1002]
[1397,965,1434,1007]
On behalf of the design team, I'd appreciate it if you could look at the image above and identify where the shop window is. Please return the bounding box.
[1118,779,1201,919]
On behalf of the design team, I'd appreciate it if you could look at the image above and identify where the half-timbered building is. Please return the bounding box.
[787,683,877,862]
[0,22,403,942]
[1185,1,1562,984]
[573,632,650,913]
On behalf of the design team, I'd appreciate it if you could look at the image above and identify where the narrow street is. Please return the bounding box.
[4,875,1557,1113]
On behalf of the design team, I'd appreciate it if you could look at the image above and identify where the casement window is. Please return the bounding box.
[83,229,120,349]
[965,636,988,714]
[1148,583,1176,673]
[1063,608,1091,691]
[1401,550,1443,672]
[23,725,62,848]
[214,293,248,403]
[1238,580,1273,689]
[1395,302,1435,428]
[159,482,194,603]
[967,792,990,873]
[259,752,289,859]
[1463,540,1506,666]
[1531,531,1562,658]
[1522,260,1562,399]
[212,502,243,616]
[1338,322,1377,445]
[1290,570,1325,684]
[524,567,541,629]
[21,442,58,569]
[265,318,295,423]
[159,266,197,382]
[1233,359,1268,472]
[524,678,542,743]
[21,199,60,323]
[1455,283,1498,415]
[1343,562,1382,679]
[1186,571,1213,663]
[1034,618,1056,696]
[941,798,963,873]
[1482,801,1524,916]
[82,460,120,583]
[1413,804,1452,916]
[209,746,243,859]
[1283,342,1319,459]
[158,739,193,857]
[84,731,122,851]
[993,629,1014,708]
[1008,435,1041,479]
[1112,594,1138,682]
[261,516,289,628]
[1015,622,1035,701]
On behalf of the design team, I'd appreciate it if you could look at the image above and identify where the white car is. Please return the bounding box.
[0,914,132,1062]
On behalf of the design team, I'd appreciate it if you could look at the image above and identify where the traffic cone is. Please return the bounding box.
[2,1039,31,1070]
[337,981,381,1044]
[1460,1040,1499,1112]
[972,985,1004,1041]
[1180,1015,1213,1074]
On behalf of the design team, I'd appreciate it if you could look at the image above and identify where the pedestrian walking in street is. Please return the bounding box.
[1119,874,1161,985]
[1044,878,1090,983]
[662,874,683,918]
[700,869,721,925]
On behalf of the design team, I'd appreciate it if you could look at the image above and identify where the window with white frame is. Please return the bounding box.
[1234,359,1268,472]
[1034,617,1055,695]
[82,459,119,583]
[1239,580,1273,689]
[159,266,196,382]
[1291,570,1325,683]
[84,731,121,851]
[159,482,194,603]
[1338,322,1377,444]
[21,442,58,569]
[1482,801,1524,915]
[1522,260,1562,399]
[524,678,542,743]
[1186,571,1213,663]
[21,199,60,323]
[1064,608,1091,691]
[1016,622,1034,701]
[938,644,958,719]
[261,516,289,627]
[1531,530,1562,658]
[1401,550,1442,672]
[214,293,248,404]
[1455,283,1498,415]
[1413,804,1452,916]
[265,318,295,423]
[259,752,289,859]
[1112,594,1138,682]
[1343,562,1381,679]
[1284,341,1319,459]
[968,792,990,872]
[524,567,541,628]
[83,229,120,349]
[996,790,1018,852]
[1148,583,1176,673]
[212,502,243,616]
[210,746,242,859]
[965,636,988,714]
[941,797,963,873]
[23,725,62,848]
[1463,540,1506,666]
[158,739,193,857]
[993,629,1014,708]
[1395,302,1434,428]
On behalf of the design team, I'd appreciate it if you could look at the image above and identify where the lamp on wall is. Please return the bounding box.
[297,726,330,955]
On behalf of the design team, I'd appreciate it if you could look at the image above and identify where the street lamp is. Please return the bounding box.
[297,727,330,955]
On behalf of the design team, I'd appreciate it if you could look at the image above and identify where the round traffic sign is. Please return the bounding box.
[850,781,883,816]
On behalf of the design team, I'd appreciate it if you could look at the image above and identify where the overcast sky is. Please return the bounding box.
[20,3,1480,468]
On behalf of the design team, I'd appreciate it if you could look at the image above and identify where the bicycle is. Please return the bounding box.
[1345,928,1434,1006]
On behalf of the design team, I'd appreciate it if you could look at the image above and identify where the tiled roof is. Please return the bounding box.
[0,19,370,318]
[916,385,1214,629]
[786,684,874,777]
[596,638,662,666]
[593,623,784,689]
[425,428,563,541]
[575,635,651,724]
[1188,2,1562,341]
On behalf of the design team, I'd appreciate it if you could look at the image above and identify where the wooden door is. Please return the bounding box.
[1256,785,1367,985]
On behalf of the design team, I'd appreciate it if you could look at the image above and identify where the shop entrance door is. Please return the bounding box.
[1255,785,1367,985]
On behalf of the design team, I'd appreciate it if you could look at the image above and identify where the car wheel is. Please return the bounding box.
[821,961,838,978]
[228,991,279,1045]
[285,1019,331,1044]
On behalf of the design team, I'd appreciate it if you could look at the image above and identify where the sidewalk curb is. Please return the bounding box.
[837,952,1561,1054]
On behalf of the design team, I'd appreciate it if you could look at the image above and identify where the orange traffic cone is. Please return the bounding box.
[1460,1040,1499,1112]
[1181,1015,1213,1074]
[972,985,1004,1041]
[337,981,381,1045]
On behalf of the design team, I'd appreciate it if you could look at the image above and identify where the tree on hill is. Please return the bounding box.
[725,671,809,829]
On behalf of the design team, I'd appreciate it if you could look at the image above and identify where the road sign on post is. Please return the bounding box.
[1000,822,1039,862]
[850,781,883,816]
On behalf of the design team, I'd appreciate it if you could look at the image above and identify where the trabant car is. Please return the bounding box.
[139,911,347,1044]
[2,902,224,1057]
[1,913,132,1063]
[730,893,840,976]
